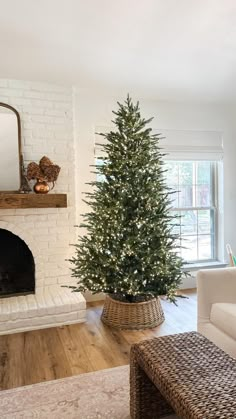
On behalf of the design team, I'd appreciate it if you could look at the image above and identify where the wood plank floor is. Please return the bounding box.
[0,289,197,390]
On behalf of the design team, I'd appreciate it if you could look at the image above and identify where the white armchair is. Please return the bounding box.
[197,267,236,358]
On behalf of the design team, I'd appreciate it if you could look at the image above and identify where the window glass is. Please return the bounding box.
[166,161,216,263]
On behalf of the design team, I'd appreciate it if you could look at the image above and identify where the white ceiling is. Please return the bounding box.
[1,0,236,102]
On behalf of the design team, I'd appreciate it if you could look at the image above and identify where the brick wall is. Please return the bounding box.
[0,79,77,290]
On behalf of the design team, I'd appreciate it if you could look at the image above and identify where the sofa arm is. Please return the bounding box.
[197,267,236,325]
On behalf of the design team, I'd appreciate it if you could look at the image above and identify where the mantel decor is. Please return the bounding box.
[27,156,61,194]
[0,103,61,196]
[69,96,187,330]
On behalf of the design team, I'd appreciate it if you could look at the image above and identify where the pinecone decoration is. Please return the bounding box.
[43,164,61,183]
[27,162,44,181]
[39,156,53,171]
[27,156,61,191]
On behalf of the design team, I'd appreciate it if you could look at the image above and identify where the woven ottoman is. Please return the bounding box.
[130,331,236,419]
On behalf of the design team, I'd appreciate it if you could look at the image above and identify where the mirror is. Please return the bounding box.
[0,103,21,192]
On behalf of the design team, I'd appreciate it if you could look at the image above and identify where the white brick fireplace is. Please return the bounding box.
[0,79,86,334]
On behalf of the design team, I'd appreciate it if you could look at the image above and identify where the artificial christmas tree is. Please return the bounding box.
[70,96,186,329]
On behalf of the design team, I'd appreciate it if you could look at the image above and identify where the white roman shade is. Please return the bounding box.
[94,126,223,161]
[156,129,223,161]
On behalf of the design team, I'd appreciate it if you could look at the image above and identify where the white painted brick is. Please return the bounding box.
[0,314,86,334]
[12,97,32,106]
[0,299,11,321]
[25,295,39,318]
[0,323,10,332]
[0,209,16,216]
[36,271,46,281]
[32,128,54,139]
[30,316,55,326]
[0,285,86,331]
[36,219,57,227]
[0,79,8,87]
[24,91,46,99]
[33,100,54,108]
[47,255,67,263]
[55,213,69,221]
[3,318,34,330]
[43,277,58,286]
[45,269,62,278]
[47,109,69,117]
[49,226,69,233]
[36,242,49,251]
[45,92,71,102]
[50,311,79,323]
[57,275,74,284]
[31,82,69,93]
[77,310,86,319]
[57,236,71,245]
[31,115,55,123]
[0,78,83,332]
[23,128,33,137]
[45,262,60,271]
[0,88,23,97]
[35,228,50,236]
[1,215,25,223]
[14,297,29,319]
[22,106,45,115]
[8,299,20,321]
[37,235,56,243]
[66,290,85,307]
[9,80,31,89]
[57,268,70,277]
[23,122,45,130]
[48,248,69,256]
[25,213,48,221]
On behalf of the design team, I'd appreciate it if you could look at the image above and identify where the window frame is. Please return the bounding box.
[95,151,223,266]
[166,160,219,264]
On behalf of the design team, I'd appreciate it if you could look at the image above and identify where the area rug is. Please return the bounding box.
[0,365,178,418]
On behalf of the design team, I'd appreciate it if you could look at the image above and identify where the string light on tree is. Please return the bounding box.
[69,96,186,303]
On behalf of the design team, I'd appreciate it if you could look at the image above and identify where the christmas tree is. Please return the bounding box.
[70,96,185,303]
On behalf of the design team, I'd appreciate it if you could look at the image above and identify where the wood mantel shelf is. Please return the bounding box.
[0,193,67,209]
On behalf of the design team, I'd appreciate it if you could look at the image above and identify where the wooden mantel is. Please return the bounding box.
[0,193,67,209]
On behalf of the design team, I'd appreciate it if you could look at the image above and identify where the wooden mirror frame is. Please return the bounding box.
[0,102,23,193]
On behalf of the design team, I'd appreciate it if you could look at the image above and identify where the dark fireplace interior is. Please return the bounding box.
[0,228,35,298]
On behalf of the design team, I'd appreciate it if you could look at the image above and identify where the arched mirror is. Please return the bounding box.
[0,103,21,192]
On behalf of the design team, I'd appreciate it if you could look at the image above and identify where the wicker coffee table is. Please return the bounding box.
[130,331,236,419]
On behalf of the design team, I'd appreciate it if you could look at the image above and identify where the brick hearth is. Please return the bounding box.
[0,285,85,335]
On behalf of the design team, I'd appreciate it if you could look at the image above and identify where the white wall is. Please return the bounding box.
[74,89,235,295]
[0,79,77,289]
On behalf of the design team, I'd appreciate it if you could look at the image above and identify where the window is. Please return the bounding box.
[95,126,223,265]
[165,161,217,263]
[95,156,221,265]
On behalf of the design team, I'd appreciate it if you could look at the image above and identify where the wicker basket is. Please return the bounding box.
[101,295,165,330]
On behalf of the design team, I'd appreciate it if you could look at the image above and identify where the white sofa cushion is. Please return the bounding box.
[210,303,236,340]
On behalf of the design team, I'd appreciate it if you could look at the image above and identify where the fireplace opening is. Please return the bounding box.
[0,228,35,297]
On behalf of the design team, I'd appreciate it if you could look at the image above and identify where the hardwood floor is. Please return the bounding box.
[0,289,197,390]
